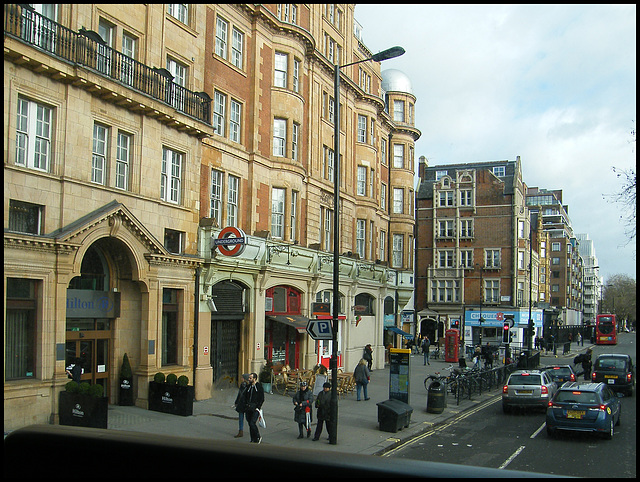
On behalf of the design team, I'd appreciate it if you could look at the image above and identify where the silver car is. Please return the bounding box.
[502,370,557,413]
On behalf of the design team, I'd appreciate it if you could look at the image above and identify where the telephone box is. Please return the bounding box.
[444,329,460,362]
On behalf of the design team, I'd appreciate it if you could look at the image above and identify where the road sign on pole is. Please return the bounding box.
[306,319,334,340]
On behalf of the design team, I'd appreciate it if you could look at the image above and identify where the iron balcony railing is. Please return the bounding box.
[5,4,211,124]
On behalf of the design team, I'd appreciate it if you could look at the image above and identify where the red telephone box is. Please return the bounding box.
[445,329,460,362]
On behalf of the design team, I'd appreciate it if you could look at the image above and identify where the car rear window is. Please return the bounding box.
[555,390,599,404]
[509,374,542,385]
[548,367,571,376]
[595,358,626,370]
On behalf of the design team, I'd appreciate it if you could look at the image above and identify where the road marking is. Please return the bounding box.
[381,395,501,457]
[530,422,546,439]
[499,445,525,469]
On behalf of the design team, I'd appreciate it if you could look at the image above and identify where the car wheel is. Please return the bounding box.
[603,418,614,440]
[546,425,555,438]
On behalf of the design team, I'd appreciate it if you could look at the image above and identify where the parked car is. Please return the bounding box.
[542,365,576,388]
[591,354,635,396]
[546,382,622,439]
[502,370,557,413]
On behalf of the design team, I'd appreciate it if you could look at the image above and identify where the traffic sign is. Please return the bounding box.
[306,319,334,340]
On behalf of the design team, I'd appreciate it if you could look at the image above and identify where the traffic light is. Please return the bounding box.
[503,321,510,342]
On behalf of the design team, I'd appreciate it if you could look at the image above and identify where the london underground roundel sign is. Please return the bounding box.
[213,226,247,256]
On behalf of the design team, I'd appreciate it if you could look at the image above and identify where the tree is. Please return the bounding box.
[603,274,636,329]
[606,124,636,244]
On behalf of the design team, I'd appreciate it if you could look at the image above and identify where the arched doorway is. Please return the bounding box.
[65,239,132,399]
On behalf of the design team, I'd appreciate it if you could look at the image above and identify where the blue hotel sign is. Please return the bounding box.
[66,290,120,318]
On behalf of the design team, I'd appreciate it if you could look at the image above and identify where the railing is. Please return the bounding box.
[4,4,211,124]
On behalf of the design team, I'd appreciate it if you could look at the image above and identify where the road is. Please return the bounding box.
[384,332,636,477]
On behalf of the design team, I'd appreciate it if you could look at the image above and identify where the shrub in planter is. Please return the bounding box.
[119,353,134,406]
[148,373,194,416]
[59,381,108,429]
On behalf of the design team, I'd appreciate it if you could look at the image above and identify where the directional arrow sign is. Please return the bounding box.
[306,319,334,340]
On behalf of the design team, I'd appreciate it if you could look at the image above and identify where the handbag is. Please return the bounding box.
[257,408,266,428]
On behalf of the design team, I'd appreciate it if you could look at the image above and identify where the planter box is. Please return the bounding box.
[148,381,194,416]
[59,391,108,429]
[119,377,134,406]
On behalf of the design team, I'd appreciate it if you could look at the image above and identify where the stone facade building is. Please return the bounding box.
[4,4,418,430]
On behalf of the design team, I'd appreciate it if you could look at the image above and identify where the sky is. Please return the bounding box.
[354,4,636,282]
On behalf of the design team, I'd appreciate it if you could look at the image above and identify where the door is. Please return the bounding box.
[211,320,240,385]
[66,318,111,397]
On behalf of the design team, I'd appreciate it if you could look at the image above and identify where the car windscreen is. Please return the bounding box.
[595,358,626,370]
[508,375,542,385]
[554,390,599,404]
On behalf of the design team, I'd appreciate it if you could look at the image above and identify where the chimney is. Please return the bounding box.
[418,156,428,180]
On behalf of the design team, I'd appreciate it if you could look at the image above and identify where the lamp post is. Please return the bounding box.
[329,45,405,445]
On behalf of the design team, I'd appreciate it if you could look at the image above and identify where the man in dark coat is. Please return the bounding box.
[292,381,314,438]
[312,382,333,441]
[240,372,264,443]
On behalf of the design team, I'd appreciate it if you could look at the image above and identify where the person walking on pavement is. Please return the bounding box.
[577,332,583,346]
[363,344,373,370]
[240,372,264,443]
[354,358,371,401]
[312,382,333,442]
[233,373,250,438]
[293,381,314,439]
[421,336,431,365]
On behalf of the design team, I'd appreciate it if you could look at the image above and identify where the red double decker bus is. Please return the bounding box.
[595,314,617,345]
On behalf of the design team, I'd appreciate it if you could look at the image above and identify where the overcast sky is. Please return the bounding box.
[354,4,636,282]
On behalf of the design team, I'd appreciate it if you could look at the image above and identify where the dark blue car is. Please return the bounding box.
[546,382,622,439]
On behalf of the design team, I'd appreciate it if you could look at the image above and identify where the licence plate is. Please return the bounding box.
[608,379,616,384]
[604,375,618,379]
[517,390,533,394]
[567,410,585,419]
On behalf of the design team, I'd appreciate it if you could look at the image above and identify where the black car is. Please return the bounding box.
[591,354,635,396]
[543,365,577,388]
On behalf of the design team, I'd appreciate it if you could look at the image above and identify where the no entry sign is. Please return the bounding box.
[213,226,247,256]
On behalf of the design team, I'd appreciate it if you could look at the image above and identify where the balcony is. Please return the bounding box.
[4,4,210,125]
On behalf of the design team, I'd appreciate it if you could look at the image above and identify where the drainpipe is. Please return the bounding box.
[193,266,201,394]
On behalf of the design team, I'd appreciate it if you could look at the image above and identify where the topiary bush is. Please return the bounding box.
[120,353,133,379]
[65,381,79,393]
[165,373,178,385]
[78,382,91,395]
[177,375,189,387]
[154,372,165,383]
[89,383,104,398]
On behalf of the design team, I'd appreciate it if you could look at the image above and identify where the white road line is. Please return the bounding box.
[530,422,546,439]
[499,444,525,469]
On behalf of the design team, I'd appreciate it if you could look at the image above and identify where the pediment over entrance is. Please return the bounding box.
[49,200,167,256]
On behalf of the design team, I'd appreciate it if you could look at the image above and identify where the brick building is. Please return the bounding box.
[4,4,418,430]
[415,157,543,350]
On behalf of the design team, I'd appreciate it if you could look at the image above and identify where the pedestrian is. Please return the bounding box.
[482,343,493,369]
[581,349,592,381]
[354,358,371,401]
[65,357,82,383]
[473,345,481,369]
[568,333,572,346]
[232,373,249,438]
[312,382,333,442]
[292,380,314,439]
[363,344,373,370]
[240,372,264,443]
[421,336,431,365]
[577,332,583,346]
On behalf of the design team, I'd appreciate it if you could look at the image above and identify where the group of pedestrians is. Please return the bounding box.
[232,344,375,444]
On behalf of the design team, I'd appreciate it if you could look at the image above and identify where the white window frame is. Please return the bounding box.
[459,189,473,206]
[393,188,403,214]
[393,144,404,168]
[485,249,500,268]
[273,118,286,157]
[271,187,285,238]
[15,97,52,172]
[438,191,454,207]
[357,166,367,196]
[460,219,473,238]
[210,169,223,224]
[231,27,243,68]
[92,123,108,185]
[291,122,299,161]
[227,175,239,226]
[161,147,182,204]
[393,99,404,122]
[380,183,387,210]
[356,219,366,259]
[274,52,288,88]
[229,99,241,143]
[290,190,298,241]
[438,249,455,268]
[392,234,403,268]
[213,91,226,136]
[115,131,131,190]
[215,16,228,59]
[357,115,366,143]
[168,4,189,25]
[460,249,473,269]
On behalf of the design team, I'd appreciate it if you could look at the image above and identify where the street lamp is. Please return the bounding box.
[329,46,404,445]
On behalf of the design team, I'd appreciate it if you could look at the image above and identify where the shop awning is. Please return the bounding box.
[267,315,309,333]
[385,326,414,339]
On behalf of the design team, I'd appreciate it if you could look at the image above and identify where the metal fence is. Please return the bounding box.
[5,4,211,124]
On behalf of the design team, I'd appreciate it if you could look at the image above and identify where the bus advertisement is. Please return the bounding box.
[595,314,617,345]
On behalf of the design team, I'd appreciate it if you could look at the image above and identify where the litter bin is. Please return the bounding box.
[376,399,413,433]
[427,381,446,414]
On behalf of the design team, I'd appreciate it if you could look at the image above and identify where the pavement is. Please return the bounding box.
[105,343,593,456]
